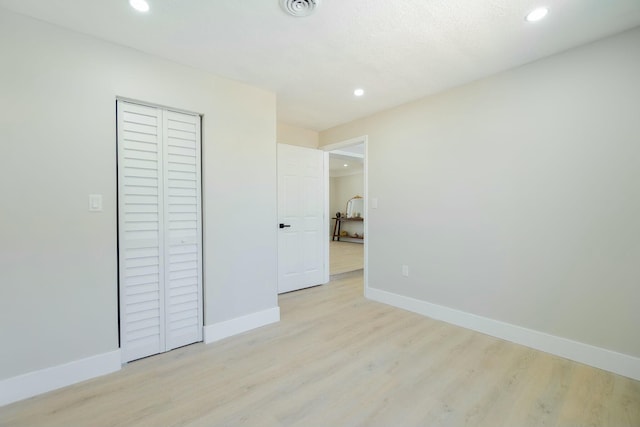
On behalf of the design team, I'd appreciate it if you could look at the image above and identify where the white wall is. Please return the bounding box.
[276,122,319,148]
[321,28,640,361]
[0,9,277,383]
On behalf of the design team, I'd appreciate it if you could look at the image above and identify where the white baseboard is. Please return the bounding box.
[0,350,121,407]
[367,288,640,381]
[204,307,280,344]
[1,307,281,407]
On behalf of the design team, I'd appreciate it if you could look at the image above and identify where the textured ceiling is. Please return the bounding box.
[1,0,639,130]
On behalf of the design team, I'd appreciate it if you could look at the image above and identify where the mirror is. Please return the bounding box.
[346,196,364,219]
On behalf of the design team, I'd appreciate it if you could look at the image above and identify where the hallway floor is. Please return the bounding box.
[330,241,364,275]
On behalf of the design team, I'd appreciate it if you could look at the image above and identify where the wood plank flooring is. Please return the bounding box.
[330,241,364,275]
[1,271,639,426]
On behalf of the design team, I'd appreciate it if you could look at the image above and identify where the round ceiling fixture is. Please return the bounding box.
[525,7,549,22]
[280,0,320,17]
[129,0,150,12]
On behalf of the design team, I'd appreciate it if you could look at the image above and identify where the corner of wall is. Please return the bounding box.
[203,306,280,344]
[276,122,319,148]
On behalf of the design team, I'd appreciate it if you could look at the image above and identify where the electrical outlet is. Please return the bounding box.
[402,264,409,277]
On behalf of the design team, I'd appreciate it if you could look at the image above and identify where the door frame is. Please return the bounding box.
[321,135,369,295]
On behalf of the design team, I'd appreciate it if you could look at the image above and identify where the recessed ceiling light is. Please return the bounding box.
[525,7,548,22]
[129,0,150,13]
[354,88,364,97]
[343,163,348,167]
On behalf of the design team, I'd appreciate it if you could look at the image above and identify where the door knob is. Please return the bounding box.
[279,223,291,229]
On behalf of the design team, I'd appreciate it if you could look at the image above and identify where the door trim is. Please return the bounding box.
[322,135,369,295]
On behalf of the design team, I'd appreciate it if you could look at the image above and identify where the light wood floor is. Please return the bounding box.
[330,241,364,275]
[2,271,639,427]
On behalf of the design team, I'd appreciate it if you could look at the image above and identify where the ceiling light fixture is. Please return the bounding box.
[280,0,320,17]
[354,88,364,97]
[129,0,150,12]
[525,7,548,22]
[344,164,349,167]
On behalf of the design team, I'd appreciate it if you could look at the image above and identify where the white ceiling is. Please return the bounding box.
[2,0,639,131]
[329,143,364,177]
[329,154,363,178]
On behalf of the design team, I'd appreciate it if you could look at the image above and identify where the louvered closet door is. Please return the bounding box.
[118,101,165,362]
[117,100,202,363]
[162,110,203,350]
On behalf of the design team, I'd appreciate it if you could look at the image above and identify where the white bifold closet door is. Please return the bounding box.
[117,100,203,363]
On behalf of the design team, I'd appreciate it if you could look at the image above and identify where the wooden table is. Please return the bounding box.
[332,217,364,241]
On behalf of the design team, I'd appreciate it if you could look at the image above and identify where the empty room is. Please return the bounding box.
[1,1,639,426]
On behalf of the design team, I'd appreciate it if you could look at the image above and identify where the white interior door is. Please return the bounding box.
[118,100,203,363]
[277,144,326,293]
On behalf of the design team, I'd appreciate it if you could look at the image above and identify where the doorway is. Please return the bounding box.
[323,136,368,294]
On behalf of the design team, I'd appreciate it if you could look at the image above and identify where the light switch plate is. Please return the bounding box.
[89,194,103,212]
[371,197,378,209]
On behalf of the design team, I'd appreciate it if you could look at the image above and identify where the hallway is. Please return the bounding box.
[329,241,364,275]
